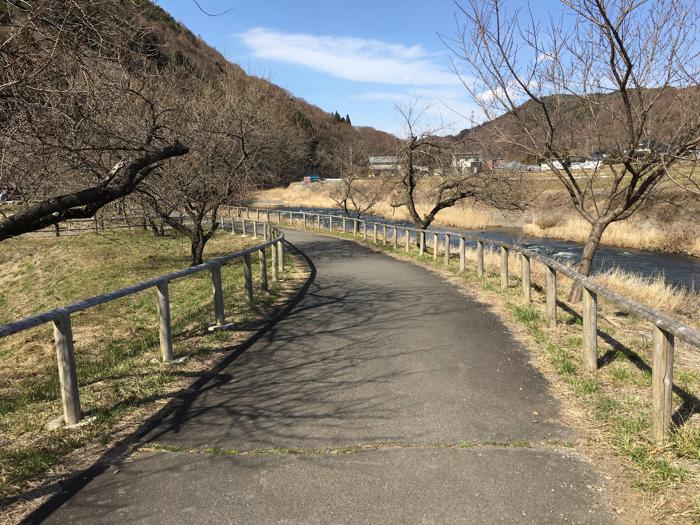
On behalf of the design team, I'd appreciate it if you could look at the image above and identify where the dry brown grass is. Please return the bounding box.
[461,245,699,327]
[255,184,510,229]
[524,217,700,258]
[256,179,700,257]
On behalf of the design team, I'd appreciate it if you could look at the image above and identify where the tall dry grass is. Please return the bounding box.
[524,217,700,258]
[254,185,508,229]
[461,245,698,326]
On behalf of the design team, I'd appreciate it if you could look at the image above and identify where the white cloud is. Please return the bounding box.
[353,87,485,135]
[237,27,459,86]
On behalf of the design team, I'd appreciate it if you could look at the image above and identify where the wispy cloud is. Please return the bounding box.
[236,27,459,86]
[353,87,483,133]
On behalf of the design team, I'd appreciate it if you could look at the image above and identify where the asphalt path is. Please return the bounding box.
[34,229,617,524]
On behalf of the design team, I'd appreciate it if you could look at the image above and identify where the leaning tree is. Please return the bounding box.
[0,0,189,241]
[449,0,700,299]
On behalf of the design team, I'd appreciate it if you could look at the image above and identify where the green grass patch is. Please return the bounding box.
[0,230,297,501]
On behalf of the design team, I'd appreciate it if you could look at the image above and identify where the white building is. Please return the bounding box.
[368,156,399,173]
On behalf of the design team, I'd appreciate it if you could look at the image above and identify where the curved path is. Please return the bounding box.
[38,230,617,524]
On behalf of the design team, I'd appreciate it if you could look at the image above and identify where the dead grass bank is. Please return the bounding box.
[255,182,700,257]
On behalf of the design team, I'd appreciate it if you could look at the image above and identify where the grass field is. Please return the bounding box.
[0,230,301,507]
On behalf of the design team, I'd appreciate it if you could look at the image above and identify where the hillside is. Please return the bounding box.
[453,88,700,161]
[135,1,399,181]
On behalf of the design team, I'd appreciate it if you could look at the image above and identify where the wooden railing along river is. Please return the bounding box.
[227,205,700,445]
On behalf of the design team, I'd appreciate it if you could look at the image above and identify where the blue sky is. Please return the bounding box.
[155,0,563,135]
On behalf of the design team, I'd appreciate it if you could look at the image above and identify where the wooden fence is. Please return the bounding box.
[226,206,700,445]
[0,219,285,427]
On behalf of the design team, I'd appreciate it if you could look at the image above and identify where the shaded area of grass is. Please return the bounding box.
[0,230,296,502]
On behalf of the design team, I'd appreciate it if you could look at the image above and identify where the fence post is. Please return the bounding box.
[652,327,674,444]
[476,240,484,278]
[405,229,410,253]
[278,239,285,273]
[373,223,378,243]
[156,283,174,363]
[242,219,247,236]
[271,242,279,282]
[419,231,425,255]
[582,287,598,372]
[392,227,397,249]
[433,233,438,260]
[328,214,333,232]
[53,313,81,425]
[316,214,321,230]
[342,217,347,233]
[363,221,367,241]
[211,265,225,326]
[253,220,258,238]
[545,266,557,327]
[303,212,307,229]
[380,224,386,246]
[521,254,531,303]
[353,220,358,238]
[243,254,254,304]
[500,246,509,288]
[256,209,261,220]
[259,249,269,292]
[444,234,451,266]
[54,223,60,237]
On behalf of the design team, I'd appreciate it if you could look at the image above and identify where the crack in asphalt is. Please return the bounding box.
[140,439,577,458]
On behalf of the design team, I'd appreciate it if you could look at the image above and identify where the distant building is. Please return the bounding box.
[368,156,399,174]
[540,160,602,171]
[452,153,482,174]
[495,160,539,172]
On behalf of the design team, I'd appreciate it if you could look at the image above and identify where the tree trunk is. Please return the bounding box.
[148,218,161,237]
[568,220,607,302]
[190,232,206,266]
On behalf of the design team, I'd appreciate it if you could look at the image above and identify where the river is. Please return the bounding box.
[265,205,699,290]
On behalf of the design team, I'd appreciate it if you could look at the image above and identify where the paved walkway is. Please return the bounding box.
[36,230,617,524]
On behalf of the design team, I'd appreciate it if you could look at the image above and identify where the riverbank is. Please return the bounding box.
[254,183,700,258]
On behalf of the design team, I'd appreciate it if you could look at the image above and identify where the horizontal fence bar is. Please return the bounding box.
[0,220,282,338]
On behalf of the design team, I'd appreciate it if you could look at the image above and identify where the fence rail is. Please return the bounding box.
[226,205,700,445]
[0,218,286,426]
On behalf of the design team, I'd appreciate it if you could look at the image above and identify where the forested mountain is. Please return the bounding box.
[135,1,399,180]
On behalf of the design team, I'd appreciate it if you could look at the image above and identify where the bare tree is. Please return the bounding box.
[391,99,525,232]
[450,0,700,299]
[142,76,307,265]
[0,0,189,240]
[326,138,393,218]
